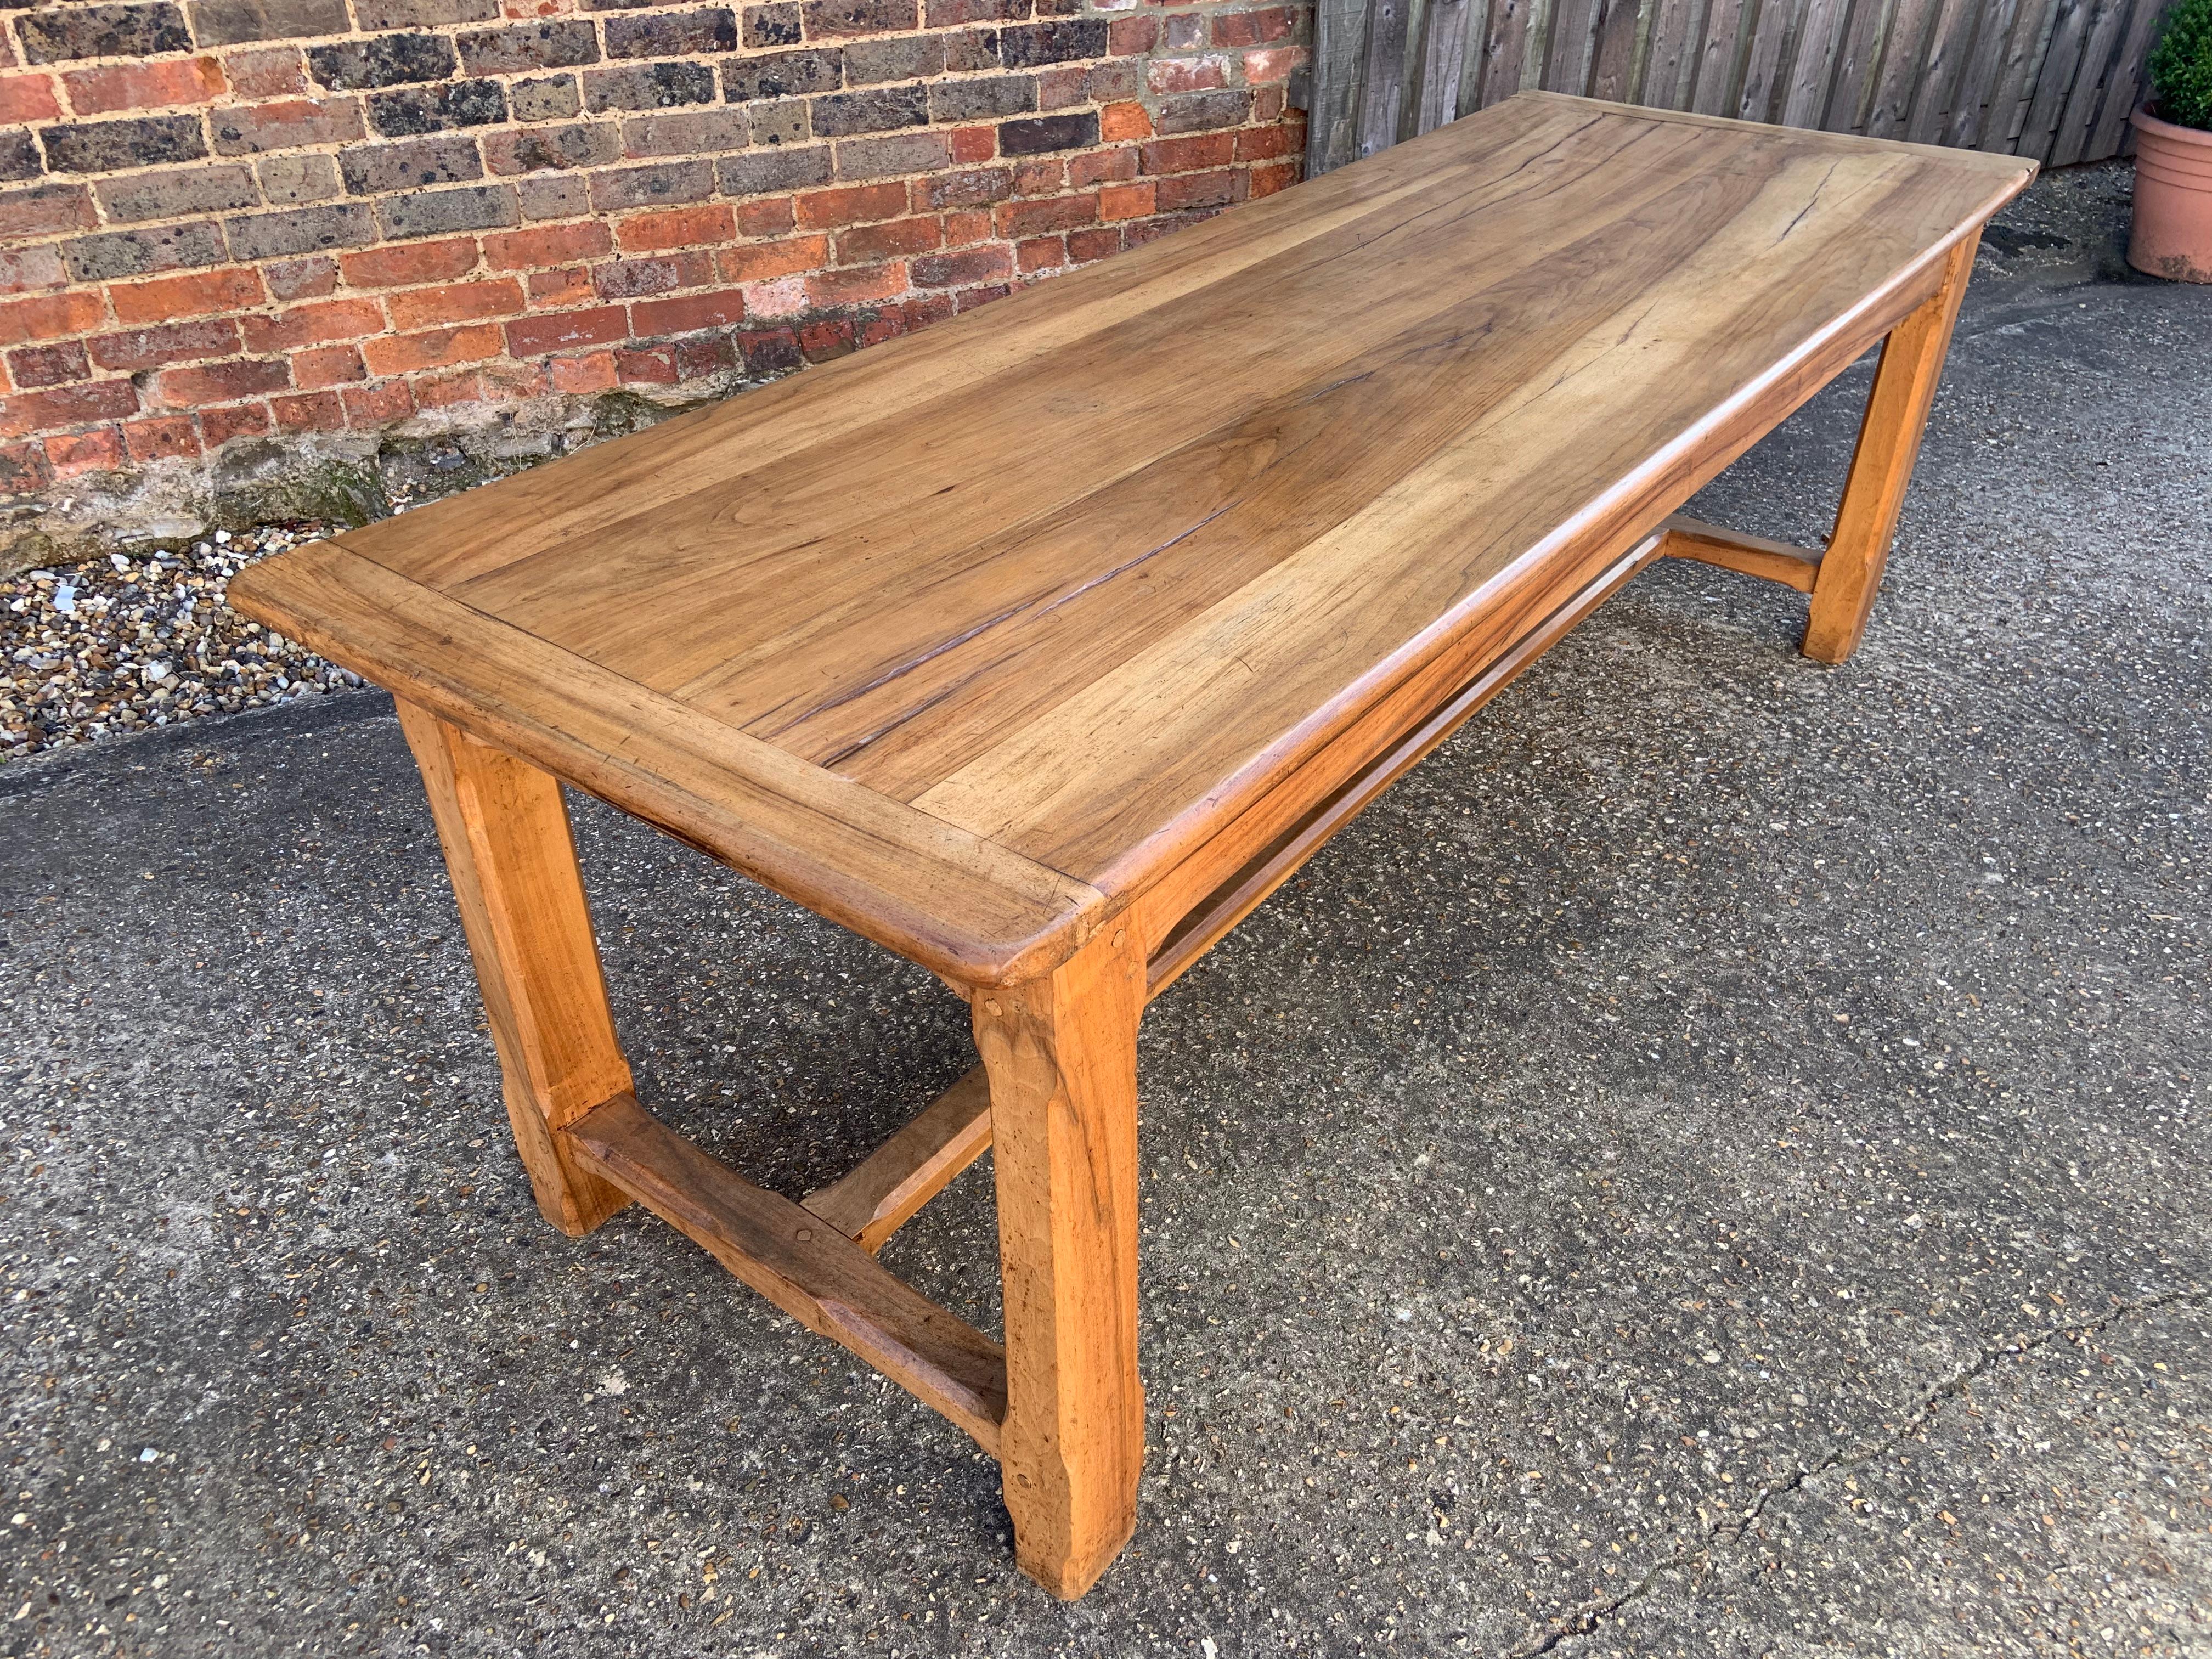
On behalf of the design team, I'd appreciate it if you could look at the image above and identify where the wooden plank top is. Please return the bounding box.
[232,93,2034,984]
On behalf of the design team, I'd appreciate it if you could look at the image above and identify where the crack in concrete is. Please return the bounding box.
[1509,1284,2210,1657]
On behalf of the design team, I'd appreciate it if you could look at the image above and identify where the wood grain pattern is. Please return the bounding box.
[1658,514,1825,590]
[974,926,1147,1599]
[397,702,634,1237]
[803,1065,994,1253]
[564,1093,1008,1452]
[233,97,2032,987]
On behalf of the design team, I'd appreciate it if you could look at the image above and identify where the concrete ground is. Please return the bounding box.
[2,162,2207,1658]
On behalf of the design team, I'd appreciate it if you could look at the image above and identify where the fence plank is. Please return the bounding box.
[1473,0,1532,103]
[1356,0,1414,155]
[1641,0,1709,108]
[1546,0,1606,92]
[1416,0,1474,129]
[1939,0,2023,144]
[1823,0,1895,128]
[1735,0,1804,120]
[1689,0,1750,110]
[2086,0,2162,154]
[1863,0,1943,135]
[1781,0,1850,123]
[2016,0,2093,156]
[2050,0,2136,163]
[1901,0,1983,140]
[1588,0,1647,101]
[1980,0,2059,148]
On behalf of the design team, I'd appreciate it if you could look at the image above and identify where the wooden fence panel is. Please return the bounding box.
[1307,0,2169,171]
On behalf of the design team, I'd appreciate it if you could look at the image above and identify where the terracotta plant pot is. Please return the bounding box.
[2129,107,2212,283]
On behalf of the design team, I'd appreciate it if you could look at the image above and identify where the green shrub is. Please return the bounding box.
[2149,0,2212,129]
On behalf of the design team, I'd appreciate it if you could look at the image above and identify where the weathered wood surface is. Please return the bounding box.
[1304,0,2166,173]
[233,96,2032,988]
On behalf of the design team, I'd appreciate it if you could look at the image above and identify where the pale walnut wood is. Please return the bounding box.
[974,926,1147,1600]
[1803,233,1980,663]
[229,97,2036,1601]
[563,1093,1008,1452]
[803,1065,994,1253]
[1657,515,1826,592]
[397,701,633,1237]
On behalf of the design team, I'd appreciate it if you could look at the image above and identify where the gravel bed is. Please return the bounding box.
[1,525,363,762]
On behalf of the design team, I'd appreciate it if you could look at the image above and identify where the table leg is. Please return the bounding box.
[973,925,1147,1599]
[397,701,635,1238]
[1802,233,1980,665]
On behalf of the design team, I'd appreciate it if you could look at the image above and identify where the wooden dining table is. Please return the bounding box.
[230,92,2036,1599]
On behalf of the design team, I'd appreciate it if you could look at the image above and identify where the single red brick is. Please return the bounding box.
[0,291,102,347]
[360,324,505,377]
[63,57,225,115]
[1068,225,1124,262]
[479,360,545,402]
[794,183,907,230]
[836,216,940,264]
[0,247,67,296]
[630,289,746,335]
[1098,180,1155,220]
[481,222,612,273]
[154,358,288,407]
[338,239,480,290]
[614,344,676,384]
[43,425,121,476]
[528,267,596,307]
[1037,65,1088,110]
[239,298,384,354]
[1108,14,1156,53]
[1244,47,1302,82]
[269,390,345,433]
[940,208,993,245]
[910,244,1012,288]
[735,195,795,238]
[591,252,712,300]
[805,263,906,308]
[1157,168,1242,211]
[503,306,627,358]
[200,401,272,448]
[8,340,87,388]
[1099,101,1152,142]
[1212,5,1296,46]
[0,72,59,123]
[617,203,736,255]
[223,47,306,100]
[122,415,201,463]
[1012,159,1065,197]
[1254,84,1288,121]
[386,279,525,332]
[996,194,1097,237]
[859,313,904,347]
[675,335,735,379]
[1235,122,1299,161]
[1142,133,1234,173]
[923,167,1013,211]
[0,182,94,239]
[341,379,414,426]
[898,291,956,329]
[798,317,854,361]
[949,125,996,163]
[290,342,366,388]
[1149,55,1232,93]
[1070,148,1139,188]
[1015,235,1064,273]
[413,370,482,410]
[717,233,829,284]
[263,256,337,302]
[110,267,267,326]
[548,349,617,394]
[737,326,801,375]
[0,439,50,493]
[953,282,1008,313]
[1249,159,1299,196]
[88,318,241,374]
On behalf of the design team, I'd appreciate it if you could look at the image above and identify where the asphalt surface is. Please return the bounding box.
[3,162,2208,1658]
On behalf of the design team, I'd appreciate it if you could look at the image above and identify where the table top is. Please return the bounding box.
[232,93,2034,984]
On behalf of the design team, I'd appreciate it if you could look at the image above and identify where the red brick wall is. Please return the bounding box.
[0,0,1306,546]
